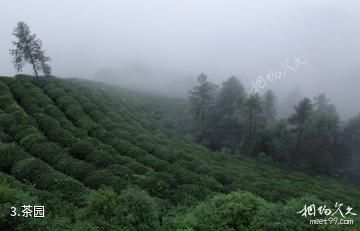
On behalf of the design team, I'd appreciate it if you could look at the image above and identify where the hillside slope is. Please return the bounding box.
[0,75,359,230]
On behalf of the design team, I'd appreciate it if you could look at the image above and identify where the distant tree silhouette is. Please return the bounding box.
[10,21,51,77]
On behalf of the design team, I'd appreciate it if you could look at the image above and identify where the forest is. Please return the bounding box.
[187,74,360,182]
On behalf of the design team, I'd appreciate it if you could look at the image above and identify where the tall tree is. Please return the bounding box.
[341,114,360,182]
[189,73,218,141]
[279,85,302,118]
[256,120,292,163]
[243,93,262,155]
[304,94,340,173]
[262,89,277,124]
[10,21,51,77]
[216,76,246,115]
[288,98,313,161]
[214,76,246,152]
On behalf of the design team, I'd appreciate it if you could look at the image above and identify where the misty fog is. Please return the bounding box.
[1,0,359,119]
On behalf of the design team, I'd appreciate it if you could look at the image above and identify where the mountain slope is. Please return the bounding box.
[0,75,359,230]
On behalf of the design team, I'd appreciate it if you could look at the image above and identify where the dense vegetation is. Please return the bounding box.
[188,74,360,182]
[0,75,359,230]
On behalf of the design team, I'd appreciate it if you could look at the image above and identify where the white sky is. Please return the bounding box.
[1,0,360,118]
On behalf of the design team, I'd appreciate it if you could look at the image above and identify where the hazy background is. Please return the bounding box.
[1,0,359,119]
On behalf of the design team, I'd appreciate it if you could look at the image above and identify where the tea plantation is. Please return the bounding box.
[0,75,359,230]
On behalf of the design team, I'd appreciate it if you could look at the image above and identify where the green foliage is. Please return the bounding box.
[0,95,13,108]
[47,126,77,147]
[0,114,16,133]
[30,142,63,162]
[83,187,119,223]
[213,76,246,151]
[19,133,47,150]
[83,170,126,192]
[11,158,57,190]
[0,76,359,230]
[248,196,320,231]
[56,156,96,181]
[255,152,273,164]
[165,191,267,231]
[126,161,150,175]
[0,182,38,229]
[69,140,95,159]
[261,89,277,123]
[83,187,160,230]
[0,143,29,172]
[10,21,51,77]
[115,187,160,231]
[12,125,39,142]
[0,130,11,143]
[189,73,219,141]
[106,164,134,178]
[4,103,29,125]
[256,120,292,163]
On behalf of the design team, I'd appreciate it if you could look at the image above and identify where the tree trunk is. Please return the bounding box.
[26,46,39,78]
[29,54,39,78]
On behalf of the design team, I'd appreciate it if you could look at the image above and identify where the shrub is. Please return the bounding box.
[69,141,95,159]
[19,133,47,150]
[56,96,78,109]
[12,125,39,142]
[86,150,116,168]
[115,187,160,231]
[11,158,56,190]
[173,184,212,203]
[45,85,66,100]
[167,164,197,185]
[50,177,87,204]
[98,118,117,129]
[256,152,273,164]
[0,182,39,229]
[0,144,29,172]
[0,81,10,96]
[56,156,96,181]
[0,95,14,108]
[169,191,268,231]
[106,164,133,178]
[0,130,11,143]
[49,128,77,147]
[126,161,149,175]
[0,114,16,132]
[60,120,87,138]
[88,126,108,139]
[139,172,173,199]
[83,170,126,191]
[43,105,64,120]
[82,103,99,114]
[36,113,60,131]
[30,143,65,165]
[76,117,97,131]
[213,170,235,187]
[83,187,119,222]
[11,155,88,205]
[136,154,169,172]
[151,148,176,163]
[88,110,103,122]
[249,196,324,230]
[4,103,29,124]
